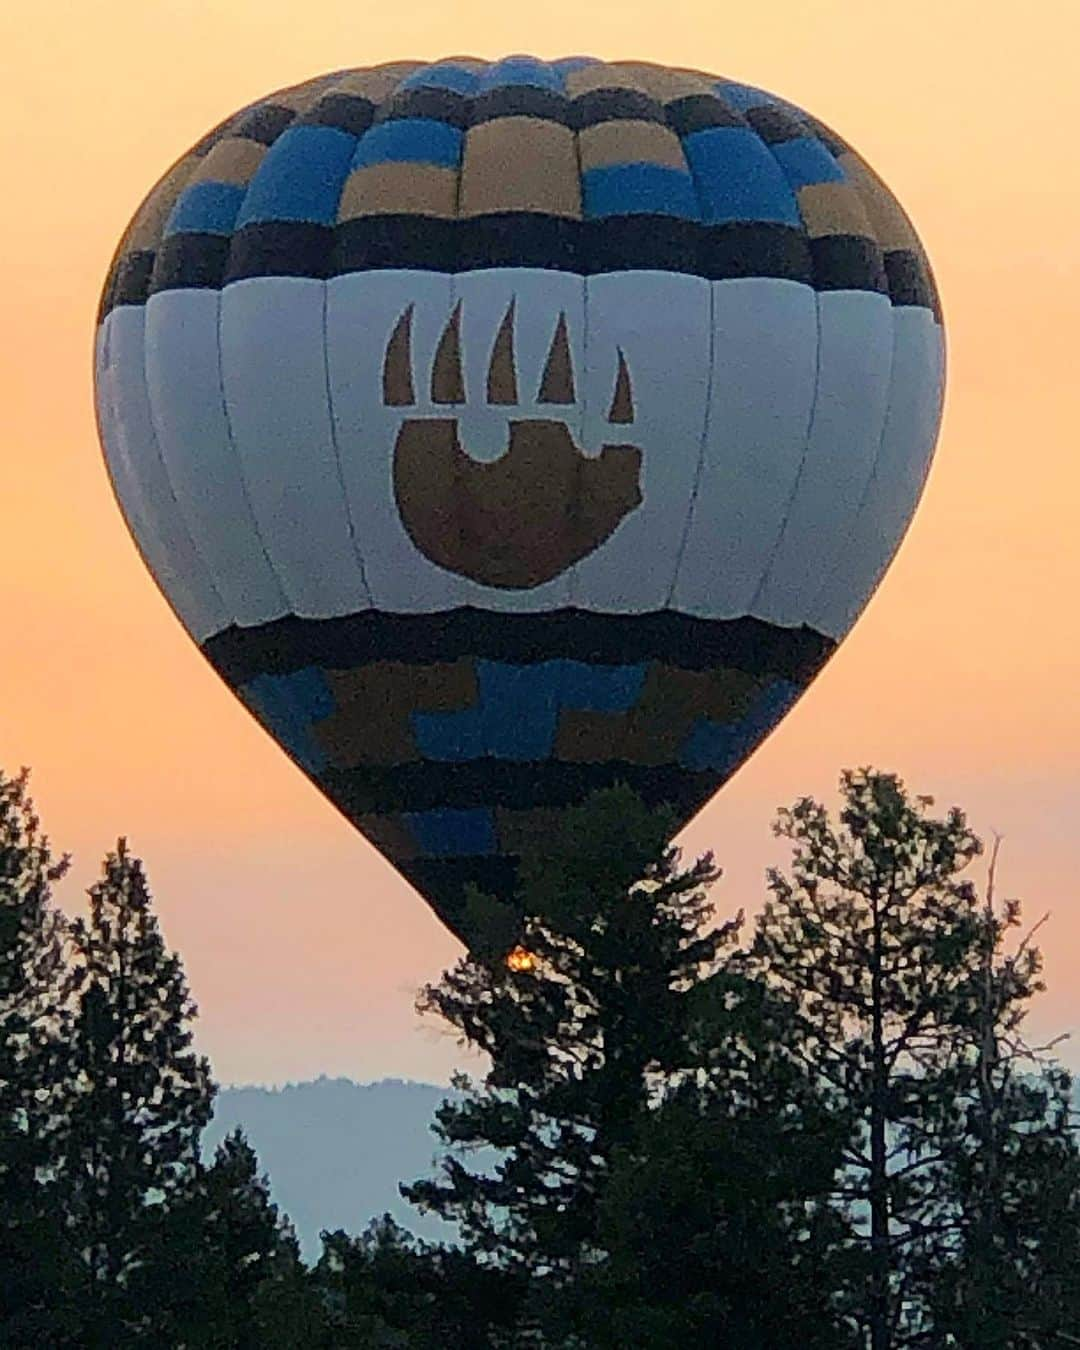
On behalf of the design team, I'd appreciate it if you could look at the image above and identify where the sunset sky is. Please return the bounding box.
[2,0,1077,1087]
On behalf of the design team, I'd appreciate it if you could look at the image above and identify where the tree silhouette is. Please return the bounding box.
[136,1127,325,1347]
[404,785,858,1345]
[583,968,864,1349]
[920,844,1080,1345]
[5,760,1080,1345]
[746,769,1080,1348]
[748,769,992,1345]
[314,1213,522,1349]
[405,789,725,1279]
[60,841,214,1343]
[0,769,79,1346]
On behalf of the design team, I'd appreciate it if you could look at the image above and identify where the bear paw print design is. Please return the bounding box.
[384,300,643,590]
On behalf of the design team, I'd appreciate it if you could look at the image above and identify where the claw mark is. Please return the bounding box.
[538,313,575,404]
[609,348,634,424]
[431,300,465,405]
[487,301,518,405]
[382,304,415,406]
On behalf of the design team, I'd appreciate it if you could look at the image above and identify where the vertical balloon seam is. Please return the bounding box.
[561,281,589,690]
[95,331,193,632]
[833,318,939,635]
[216,122,307,619]
[444,294,462,594]
[116,320,229,640]
[145,294,254,626]
[745,287,823,616]
[665,278,716,611]
[117,133,238,634]
[896,337,947,576]
[213,288,290,615]
[789,127,903,633]
[803,302,901,633]
[750,96,939,634]
[564,281,590,609]
[445,109,465,602]
[843,316,945,632]
[451,92,465,219]
[320,276,374,609]
[136,309,236,632]
[548,307,580,584]
[96,332,163,611]
[746,128,827,618]
[665,97,721,612]
[548,305,574,624]
[560,103,588,611]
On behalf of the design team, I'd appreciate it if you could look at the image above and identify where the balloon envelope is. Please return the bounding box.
[94,56,944,944]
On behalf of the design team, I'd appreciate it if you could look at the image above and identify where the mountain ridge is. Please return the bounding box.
[203,1075,465,1262]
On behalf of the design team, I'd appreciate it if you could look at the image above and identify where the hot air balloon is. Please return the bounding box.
[94,55,944,945]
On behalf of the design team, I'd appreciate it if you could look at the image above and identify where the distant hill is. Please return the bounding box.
[205,1071,1080,1266]
[203,1077,466,1262]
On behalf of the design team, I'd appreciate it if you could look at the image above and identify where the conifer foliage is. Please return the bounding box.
[404,785,862,1345]
[0,777,314,1346]
[924,848,1080,1345]
[0,770,76,1345]
[136,1127,323,1347]
[1,763,1079,1347]
[404,787,729,1279]
[315,1213,522,1348]
[60,841,214,1339]
[749,769,1080,1348]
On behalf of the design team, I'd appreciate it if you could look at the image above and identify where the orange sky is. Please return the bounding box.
[2,1,1078,1086]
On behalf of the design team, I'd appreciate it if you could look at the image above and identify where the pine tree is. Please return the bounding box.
[60,840,214,1344]
[745,769,1079,1348]
[404,785,856,1345]
[0,769,81,1345]
[922,844,1080,1345]
[404,788,726,1283]
[137,1128,325,1347]
[582,967,864,1349]
[928,1064,1080,1347]
[314,1215,522,1349]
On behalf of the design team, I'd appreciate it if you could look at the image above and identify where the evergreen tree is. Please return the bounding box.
[60,840,214,1344]
[137,1128,325,1347]
[748,769,990,1346]
[314,1215,522,1349]
[929,1064,1080,1347]
[921,848,1080,1345]
[316,1218,425,1348]
[583,970,864,1349]
[404,788,725,1282]
[746,769,1080,1347]
[405,785,856,1345]
[8,753,1076,1344]
[0,769,80,1346]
